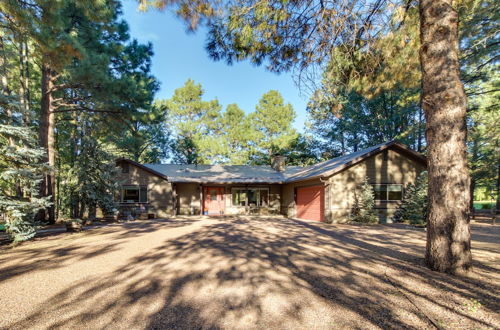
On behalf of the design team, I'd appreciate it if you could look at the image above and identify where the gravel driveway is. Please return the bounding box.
[0,217,498,329]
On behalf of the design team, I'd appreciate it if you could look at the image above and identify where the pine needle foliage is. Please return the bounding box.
[351,178,378,224]
[59,130,120,220]
[393,171,428,225]
[0,122,51,242]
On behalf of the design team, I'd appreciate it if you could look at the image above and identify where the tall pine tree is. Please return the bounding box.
[249,90,298,164]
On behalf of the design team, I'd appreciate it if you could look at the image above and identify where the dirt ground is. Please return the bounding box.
[0,217,498,329]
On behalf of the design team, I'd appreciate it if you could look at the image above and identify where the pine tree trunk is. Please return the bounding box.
[469,137,481,213]
[419,0,472,274]
[39,61,56,224]
[18,36,31,124]
[496,162,500,213]
[78,203,85,219]
[417,107,424,152]
[470,179,475,215]
[0,36,10,95]
[88,204,97,221]
[24,40,31,111]
[0,35,14,147]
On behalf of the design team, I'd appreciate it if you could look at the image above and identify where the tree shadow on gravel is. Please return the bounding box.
[3,217,499,329]
[0,218,197,283]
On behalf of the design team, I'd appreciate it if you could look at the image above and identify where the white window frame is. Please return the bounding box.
[231,187,269,207]
[121,185,148,203]
[371,184,403,201]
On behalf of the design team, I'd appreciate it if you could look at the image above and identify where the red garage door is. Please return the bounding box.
[296,186,324,221]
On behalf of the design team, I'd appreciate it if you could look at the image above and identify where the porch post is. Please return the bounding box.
[245,184,249,215]
[172,183,178,216]
[199,184,203,215]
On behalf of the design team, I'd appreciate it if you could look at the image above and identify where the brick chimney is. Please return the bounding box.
[271,154,286,172]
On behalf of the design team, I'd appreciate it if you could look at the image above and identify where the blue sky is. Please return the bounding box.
[121,0,309,131]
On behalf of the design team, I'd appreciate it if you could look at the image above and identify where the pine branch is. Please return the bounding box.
[51,105,120,114]
[467,89,500,97]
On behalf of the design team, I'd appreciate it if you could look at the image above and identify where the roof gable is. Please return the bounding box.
[284,140,426,182]
[116,158,169,181]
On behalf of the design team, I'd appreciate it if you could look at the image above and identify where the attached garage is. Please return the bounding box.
[296,185,325,221]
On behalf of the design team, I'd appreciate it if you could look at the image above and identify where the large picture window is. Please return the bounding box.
[232,189,247,206]
[121,185,148,203]
[231,188,269,207]
[372,184,403,201]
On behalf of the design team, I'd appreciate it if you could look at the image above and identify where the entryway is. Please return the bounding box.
[203,187,225,215]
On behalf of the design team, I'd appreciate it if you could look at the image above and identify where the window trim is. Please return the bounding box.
[231,187,270,207]
[371,183,403,201]
[121,185,148,203]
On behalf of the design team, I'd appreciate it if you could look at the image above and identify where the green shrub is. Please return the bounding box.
[473,202,494,210]
[351,178,378,223]
[393,171,428,225]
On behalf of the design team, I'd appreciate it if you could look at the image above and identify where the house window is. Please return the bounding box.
[231,188,269,207]
[372,184,403,201]
[210,189,217,201]
[232,189,247,206]
[121,186,147,203]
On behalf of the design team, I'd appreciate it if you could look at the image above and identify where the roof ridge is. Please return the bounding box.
[145,163,274,166]
[144,163,303,169]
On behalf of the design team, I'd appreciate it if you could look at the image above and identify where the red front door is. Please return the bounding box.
[204,187,225,215]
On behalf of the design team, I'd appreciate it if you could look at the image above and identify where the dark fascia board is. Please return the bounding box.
[171,180,284,184]
[286,140,427,183]
[116,158,169,181]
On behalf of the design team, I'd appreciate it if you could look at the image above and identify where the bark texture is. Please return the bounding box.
[496,162,500,212]
[39,61,56,224]
[419,0,472,273]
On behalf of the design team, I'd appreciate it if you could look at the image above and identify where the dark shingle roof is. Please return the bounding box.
[143,163,303,184]
[134,141,425,184]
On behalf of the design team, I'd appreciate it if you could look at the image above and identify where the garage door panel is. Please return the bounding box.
[296,186,324,221]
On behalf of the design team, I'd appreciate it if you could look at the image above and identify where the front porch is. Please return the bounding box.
[173,183,282,216]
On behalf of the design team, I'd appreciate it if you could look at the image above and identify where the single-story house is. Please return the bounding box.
[115,140,426,223]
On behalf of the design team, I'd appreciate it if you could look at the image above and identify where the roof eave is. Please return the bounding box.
[170,180,284,184]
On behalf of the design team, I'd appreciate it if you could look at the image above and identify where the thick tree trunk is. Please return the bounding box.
[420,0,472,274]
[39,61,56,224]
